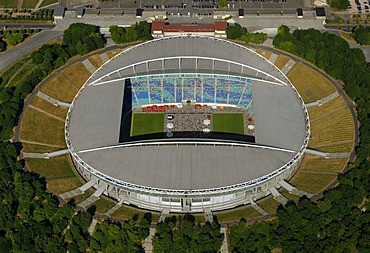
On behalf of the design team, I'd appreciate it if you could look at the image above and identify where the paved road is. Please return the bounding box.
[0,30,63,73]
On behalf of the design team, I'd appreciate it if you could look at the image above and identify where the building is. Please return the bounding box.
[65,36,310,213]
[315,7,326,19]
[53,6,65,20]
[151,21,227,38]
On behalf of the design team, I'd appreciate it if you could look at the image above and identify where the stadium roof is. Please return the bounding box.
[67,36,309,192]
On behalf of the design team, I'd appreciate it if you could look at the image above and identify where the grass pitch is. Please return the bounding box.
[213,113,244,135]
[130,113,164,137]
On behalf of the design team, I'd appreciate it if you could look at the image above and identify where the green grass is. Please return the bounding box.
[279,188,300,204]
[47,177,82,194]
[0,0,17,8]
[213,113,244,135]
[290,172,338,194]
[22,143,63,153]
[19,107,66,146]
[214,205,261,223]
[67,189,94,205]
[89,197,116,214]
[130,113,164,137]
[39,0,58,7]
[22,0,39,8]
[30,96,68,119]
[25,155,75,179]
[257,196,281,214]
[111,205,160,223]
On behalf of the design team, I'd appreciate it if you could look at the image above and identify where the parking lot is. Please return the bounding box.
[67,0,310,14]
[349,0,370,14]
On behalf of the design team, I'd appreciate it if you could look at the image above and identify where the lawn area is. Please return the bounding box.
[106,49,122,59]
[274,54,290,69]
[307,96,346,120]
[7,64,37,87]
[88,197,116,214]
[39,0,58,7]
[22,143,63,153]
[88,55,103,69]
[290,172,338,194]
[214,205,261,223]
[279,188,300,204]
[257,196,281,214]
[25,155,75,179]
[22,0,39,8]
[67,189,94,205]
[60,62,91,89]
[30,96,68,119]
[311,142,354,153]
[47,177,82,194]
[131,113,164,137]
[111,205,160,223]
[256,49,272,60]
[40,75,79,102]
[213,113,244,135]
[309,106,355,146]
[20,107,66,146]
[0,0,17,8]
[340,31,357,44]
[287,63,336,103]
[301,155,348,173]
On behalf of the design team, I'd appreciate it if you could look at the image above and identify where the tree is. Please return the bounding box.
[352,26,370,45]
[329,0,350,10]
[0,39,6,52]
[63,23,105,56]
[218,0,227,8]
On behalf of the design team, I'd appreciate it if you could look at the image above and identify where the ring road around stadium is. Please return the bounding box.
[65,36,310,213]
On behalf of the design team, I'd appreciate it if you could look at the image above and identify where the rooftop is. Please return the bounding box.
[67,37,308,192]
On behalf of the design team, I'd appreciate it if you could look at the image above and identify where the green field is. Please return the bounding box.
[130,113,164,137]
[213,113,244,135]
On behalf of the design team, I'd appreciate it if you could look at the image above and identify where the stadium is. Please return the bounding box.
[65,36,310,213]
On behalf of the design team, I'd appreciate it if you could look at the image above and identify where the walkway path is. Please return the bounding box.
[82,59,97,74]
[88,219,98,236]
[144,227,156,253]
[269,187,288,205]
[219,227,229,253]
[28,105,65,121]
[305,91,339,108]
[105,199,124,216]
[37,91,71,108]
[17,0,23,9]
[250,199,268,216]
[280,59,296,74]
[34,0,44,10]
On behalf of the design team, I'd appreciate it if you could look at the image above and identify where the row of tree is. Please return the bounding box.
[226,23,267,44]
[109,22,153,44]
[153,215,224,252]
[227,25,370,253]
[0,28,40,52]
[0,9,54,20]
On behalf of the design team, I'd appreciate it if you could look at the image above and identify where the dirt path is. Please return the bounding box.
[17,0,23,9]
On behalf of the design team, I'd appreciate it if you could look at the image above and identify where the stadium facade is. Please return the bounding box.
[65,36,310,213]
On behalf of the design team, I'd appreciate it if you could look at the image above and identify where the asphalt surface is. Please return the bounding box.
[0,30,63,73]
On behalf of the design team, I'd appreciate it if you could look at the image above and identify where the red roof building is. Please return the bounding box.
[152,21,227,38]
